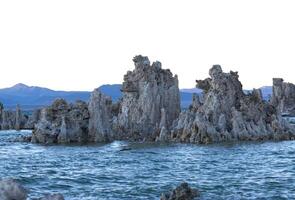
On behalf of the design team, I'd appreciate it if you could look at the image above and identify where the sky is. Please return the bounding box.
[0,0,295,91]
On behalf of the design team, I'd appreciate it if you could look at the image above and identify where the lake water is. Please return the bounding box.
[1,130,295,200]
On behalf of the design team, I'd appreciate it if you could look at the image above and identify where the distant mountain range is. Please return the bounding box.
[0,83,273,110]
[0,83,91,110]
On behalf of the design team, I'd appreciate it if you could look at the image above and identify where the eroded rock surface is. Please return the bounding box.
[160,182,199,200]
[88,89,118,142]
[171,65,295,144]
[0,104,29,130]
[0,179,27,200]
[271,78,295,116]
[32,99,90,143]
[24,109,41,129]
[30,55,180,143]
[116,55,180,141]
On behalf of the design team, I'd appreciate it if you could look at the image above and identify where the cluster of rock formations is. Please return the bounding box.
[0,103,38,131]
[271,78,295,116]
[31,99,89,143]
[1,55,295,145]
[32,55,180,143]
[168,65,295,143]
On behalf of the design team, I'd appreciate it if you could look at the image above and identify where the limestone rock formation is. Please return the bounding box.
[160,182,199,200]
[29,55,180,143]
[15,105,21,130]
[31,99,90,144]
[116,55,180,141]
[0,179,27,200]
[0,104,29,130]
[271,78,295,116]
[24,109,41,129]
[88,89,119,142]
[171,65,295,144]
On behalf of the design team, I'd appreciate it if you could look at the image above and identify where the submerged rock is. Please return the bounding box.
[32,99,90,144]
[160,182,199,200]
[116,55,180,141]
[271,78,295,116]
[171,65,295,144]
[38,194,65,200]
[0,179,27,200]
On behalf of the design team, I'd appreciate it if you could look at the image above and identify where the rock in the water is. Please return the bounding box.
[38,194,65,200]
[0,104,29,130]
[160,182,199,200]
[116,55,180,141]
[88,89,117,142]
[32,99,90,144]
[271,78,295,116]
[0,179,28,200]
[24,109,41,129]
[15,104,21,130]
[30,55,180,144]
[171,65,295,143]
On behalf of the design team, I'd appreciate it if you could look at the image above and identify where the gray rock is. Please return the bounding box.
[0,103,31,130]
[32,99,90,144]
[116,55,180,141]
[88,89,115,142]
[160,182,199,200]
[15,104,21,130]
[24,109,41,129]
[271,78,295,116]
[171,65,295,143]
[38,194,65,200]
[0,179,27,200]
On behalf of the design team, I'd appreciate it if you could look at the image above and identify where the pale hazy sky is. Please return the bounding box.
[0,0,295,91]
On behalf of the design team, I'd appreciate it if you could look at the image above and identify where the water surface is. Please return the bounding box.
[1,130,295,200]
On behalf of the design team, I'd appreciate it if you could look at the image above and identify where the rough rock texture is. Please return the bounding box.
[88,89,119,142]
[38,194,65,200]
[30,55,180,143]
[31,99,90,143]
[0,104,29,130]
[271,78,295,116]
[171,65,295,144]
[15,104,21,130]
[160,182,199,200]
[116,55,180,141]
[0,179,27,200]
[24,109,41,129]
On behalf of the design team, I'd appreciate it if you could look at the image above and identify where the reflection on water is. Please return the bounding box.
[1,130,295,200]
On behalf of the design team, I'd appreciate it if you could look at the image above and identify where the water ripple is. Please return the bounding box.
[1,130,295,199]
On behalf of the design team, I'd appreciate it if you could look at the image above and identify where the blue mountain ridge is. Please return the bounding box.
[0,83,272,110]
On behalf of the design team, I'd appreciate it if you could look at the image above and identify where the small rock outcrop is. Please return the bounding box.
[0,179,27,200]
[160,182,199,200]
[171,65,295,144]
[31,99,90,143]
[271,78,295,116]
[116,55,180,141]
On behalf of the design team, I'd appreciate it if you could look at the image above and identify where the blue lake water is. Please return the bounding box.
[1,130,295,200]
